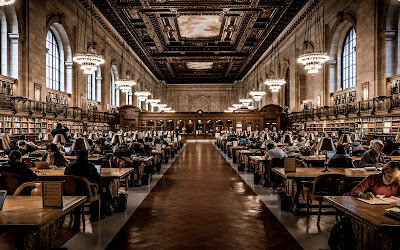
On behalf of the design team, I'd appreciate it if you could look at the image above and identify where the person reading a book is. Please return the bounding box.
[351,161,400,199]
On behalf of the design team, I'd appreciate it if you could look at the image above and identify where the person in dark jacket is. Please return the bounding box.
[0,151,37,193]
[64,150,102,230]
[41,143,68,168]
[18,141,38,155]
[382,139,399,155]
[51,123,69,142]
[328,144,353,168]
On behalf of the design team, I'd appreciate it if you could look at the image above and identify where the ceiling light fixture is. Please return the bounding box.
[135,91,151,101]
[264,42,285,92]
[239,99,253,106]
[297,0,329,74]
[249,91,266,102]
[115,42,136,92]
[73,0,104,74]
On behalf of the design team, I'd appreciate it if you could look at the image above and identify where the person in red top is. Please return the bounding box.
[351,161,400,199]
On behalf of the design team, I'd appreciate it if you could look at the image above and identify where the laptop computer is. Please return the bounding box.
[34,161,50,169]
[0,190,6,211]
[94,165,101,174]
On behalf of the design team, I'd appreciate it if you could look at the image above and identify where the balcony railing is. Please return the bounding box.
[2,94,117,122]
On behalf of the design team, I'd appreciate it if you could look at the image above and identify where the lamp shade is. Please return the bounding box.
[52,134,66,144]
[338,134,352,144]
[317,137,336,151]
[283,134,293,144]
[111,134,123,144]
[0,138,10,150]
[88,133,98,141]
[307,133,316,141]
[71,137,90,151]
[43,133,53,141]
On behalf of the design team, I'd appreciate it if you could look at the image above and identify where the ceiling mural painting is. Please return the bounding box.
[92,0,308,84]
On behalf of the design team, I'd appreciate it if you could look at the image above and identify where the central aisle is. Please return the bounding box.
[107,142,302,249]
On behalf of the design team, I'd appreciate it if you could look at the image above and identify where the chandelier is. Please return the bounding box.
[224,110,233,113]
[148,99,160,106]
[73,0,104,74]
[297,52,329,74]
[232,104,243,109]
[0,0,15,6]
[264,78,286,92]
[115,79,136,93]
[165,110,175,113]
[135,91,151,101]
[73,52,104,74]
[157,104,167,111]
[239,99,253,106]
[297,1,329,74]
[249,91,266,102]
[228,107,237,111]
[162,107,172,112]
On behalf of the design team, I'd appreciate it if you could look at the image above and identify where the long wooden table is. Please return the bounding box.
[324,196,400,250]
[0,196,86,249]
[273,167,381,213]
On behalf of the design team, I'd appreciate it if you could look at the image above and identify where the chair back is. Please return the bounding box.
[13,182,42,196]
[296,159,308,168]
[0,172,23,195]
[311,174,346,196]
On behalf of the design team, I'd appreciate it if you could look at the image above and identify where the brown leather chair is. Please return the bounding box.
[306,174,346,225]
[13,182,42,196]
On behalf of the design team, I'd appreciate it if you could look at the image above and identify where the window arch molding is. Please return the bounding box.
[328,12,356,94]
[45,18,72,93]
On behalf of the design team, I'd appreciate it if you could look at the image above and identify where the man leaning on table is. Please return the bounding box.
[358,139,386,168]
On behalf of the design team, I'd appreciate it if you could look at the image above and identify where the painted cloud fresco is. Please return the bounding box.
[186,62,214,70]
[177,15,222,39]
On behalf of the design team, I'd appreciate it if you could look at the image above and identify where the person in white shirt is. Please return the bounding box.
[265,143,287,160]
[285,143,300,154]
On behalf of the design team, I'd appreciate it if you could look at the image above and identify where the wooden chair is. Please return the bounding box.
[13,182,42,196]
[46,176,100,232]
[306,174,346,225]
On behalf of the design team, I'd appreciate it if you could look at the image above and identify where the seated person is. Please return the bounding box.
[382,139,399,155]
[18,141,38,155]
[90,140,105,155]
[264,143,287,160]
[359,140,386,168]
[295,137,306,147]
[350,141,365,156]
[0,150,37,193]
[285,143,300,154]
[351,161,400,199]
[64,150,102,230]
[328,144,353,168]
[41,143,68,168]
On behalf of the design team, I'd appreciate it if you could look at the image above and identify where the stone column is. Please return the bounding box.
[383,30,396,96]
[65,61,73,94]
[96,76,102,102]
[8,33,19,79]
[329,60,337,94]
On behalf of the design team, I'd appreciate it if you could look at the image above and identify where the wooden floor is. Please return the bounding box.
[107,142,302,249]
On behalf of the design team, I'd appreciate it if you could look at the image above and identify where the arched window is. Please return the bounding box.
[86,74,94,100]
[285,68,290,108]
[46,30,61,90]
[341,27,356,89]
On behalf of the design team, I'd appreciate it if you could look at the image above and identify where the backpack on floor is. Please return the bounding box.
[328,217,358,250]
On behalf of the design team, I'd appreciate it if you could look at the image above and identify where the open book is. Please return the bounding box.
[357,196,400,205]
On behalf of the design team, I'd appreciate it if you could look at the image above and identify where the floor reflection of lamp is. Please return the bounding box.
[317,137,336,172]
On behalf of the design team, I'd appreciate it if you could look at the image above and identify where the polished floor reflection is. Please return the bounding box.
[107,142,302,249]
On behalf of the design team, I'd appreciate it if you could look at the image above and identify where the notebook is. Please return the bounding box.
[35,161,50,169]
[0,190,6,211]
[357,197,399,205]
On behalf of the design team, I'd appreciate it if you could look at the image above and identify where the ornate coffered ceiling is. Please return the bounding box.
[93,0,308,84]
